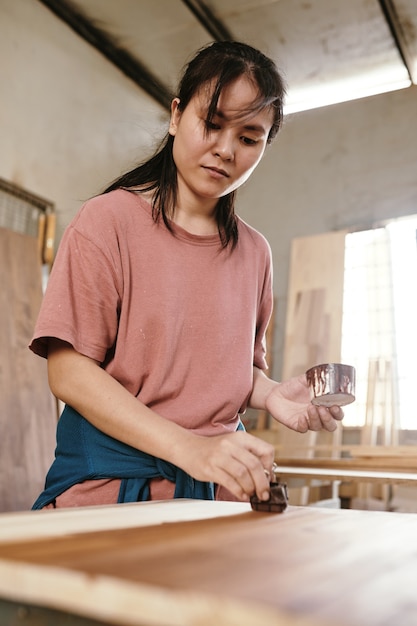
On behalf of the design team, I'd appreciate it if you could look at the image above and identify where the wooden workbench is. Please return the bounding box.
[274,456,417,484]
[0,499,416,626]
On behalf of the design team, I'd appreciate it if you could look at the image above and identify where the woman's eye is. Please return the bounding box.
[241,136,257,145]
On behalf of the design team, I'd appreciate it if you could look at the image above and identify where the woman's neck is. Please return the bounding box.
[131,185,219,236]
[172,188,219,235]
[172,207,218,236]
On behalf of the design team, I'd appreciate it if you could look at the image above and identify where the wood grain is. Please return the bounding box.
[275,456,417,472]
[0,500,416,626]
[0,228,56,512]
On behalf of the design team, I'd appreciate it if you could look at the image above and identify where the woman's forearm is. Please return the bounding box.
[247,366,279,410]
[47,339,197,469]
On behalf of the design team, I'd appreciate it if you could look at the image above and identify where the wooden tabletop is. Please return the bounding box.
[0,499,416,626]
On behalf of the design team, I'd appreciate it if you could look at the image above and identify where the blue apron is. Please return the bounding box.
[32,404,243,509]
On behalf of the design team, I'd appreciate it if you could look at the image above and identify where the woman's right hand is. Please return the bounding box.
[181,430,274,503]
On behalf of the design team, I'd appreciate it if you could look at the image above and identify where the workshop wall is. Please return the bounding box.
[2,0,417,382]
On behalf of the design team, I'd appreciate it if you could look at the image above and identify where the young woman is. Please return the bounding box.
[30,41,343,509]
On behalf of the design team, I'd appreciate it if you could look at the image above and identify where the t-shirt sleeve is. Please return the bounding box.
[29,203,122,362]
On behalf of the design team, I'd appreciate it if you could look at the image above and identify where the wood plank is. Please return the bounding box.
[1,500,417,626]
[0,500,250,543]
[274,231,347,503]
[0,228,57,512]
[250,431,417,458]
[275,465,417,484]
[275,457,417,471]
[282,231,347,381]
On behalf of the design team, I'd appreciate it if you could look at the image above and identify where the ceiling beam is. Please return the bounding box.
[379,0,415,84]
[38,0,173,110]
[181,0,233,41]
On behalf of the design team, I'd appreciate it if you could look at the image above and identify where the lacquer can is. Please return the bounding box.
[305,363,356,407]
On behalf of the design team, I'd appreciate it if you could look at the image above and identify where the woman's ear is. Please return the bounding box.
[169,98,181,136]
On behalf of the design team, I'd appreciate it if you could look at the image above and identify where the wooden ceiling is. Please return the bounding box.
[39,0,417,113]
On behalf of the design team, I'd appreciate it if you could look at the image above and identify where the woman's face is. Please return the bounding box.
[169,76,274,212]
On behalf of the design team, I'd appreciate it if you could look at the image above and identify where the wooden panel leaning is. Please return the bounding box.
[0,228,57,512]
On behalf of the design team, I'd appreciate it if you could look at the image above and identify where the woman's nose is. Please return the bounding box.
[213,132,235,161]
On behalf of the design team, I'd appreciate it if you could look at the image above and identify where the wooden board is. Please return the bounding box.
[273,231,348,503]
[0,228,57,511]
[282,230,348,381]
[0,500,417,626]
[275,465,417,485]
[275,456,417,472]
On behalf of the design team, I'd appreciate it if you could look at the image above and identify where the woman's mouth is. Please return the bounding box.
[203,166,229,179]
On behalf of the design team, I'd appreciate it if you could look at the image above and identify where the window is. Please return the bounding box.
[0,178,55,284]
[341,215,417,431]
[0,177,53,238]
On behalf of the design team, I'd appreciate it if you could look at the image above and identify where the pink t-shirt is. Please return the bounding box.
[30,189,273,435]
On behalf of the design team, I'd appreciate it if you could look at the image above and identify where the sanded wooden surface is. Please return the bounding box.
[0,499,249,543]
[0,500,416,626]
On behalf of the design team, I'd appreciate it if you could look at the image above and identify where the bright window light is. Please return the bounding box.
[341,215,417,431]
[284,69,411,114]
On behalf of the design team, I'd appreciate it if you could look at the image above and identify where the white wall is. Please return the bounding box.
[1,0,168,237]
[2,0,417,378]
[238,85,417,376]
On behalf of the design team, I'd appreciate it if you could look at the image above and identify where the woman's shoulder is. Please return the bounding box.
[236,216,272,255]
[71,189,152,232]
[79,188,149,216]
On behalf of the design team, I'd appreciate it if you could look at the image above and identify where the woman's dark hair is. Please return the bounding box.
[104,41,286,248]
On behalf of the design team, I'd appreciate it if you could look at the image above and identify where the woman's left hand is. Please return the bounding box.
[265,373,344,433]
